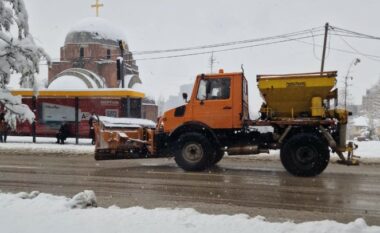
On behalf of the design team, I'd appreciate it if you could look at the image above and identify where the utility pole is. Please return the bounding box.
[209,52,217,73]
[320,22,329,73]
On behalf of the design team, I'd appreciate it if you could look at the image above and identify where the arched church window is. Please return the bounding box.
[80,47,84,58]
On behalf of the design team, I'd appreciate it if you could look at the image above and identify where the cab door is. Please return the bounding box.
[192,76,233,129]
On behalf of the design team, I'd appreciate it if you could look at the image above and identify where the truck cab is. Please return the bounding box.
[159,70,249,134]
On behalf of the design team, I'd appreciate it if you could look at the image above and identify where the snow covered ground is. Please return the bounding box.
[354,141,380,158]
[0,190,379,233]
[0,136,94,155]
[1,138,380,231]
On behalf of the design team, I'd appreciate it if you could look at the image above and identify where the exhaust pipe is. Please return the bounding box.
[226,145,259,155]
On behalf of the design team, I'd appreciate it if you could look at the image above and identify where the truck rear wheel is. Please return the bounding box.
[174,132,215,171]
[280,133,329,177]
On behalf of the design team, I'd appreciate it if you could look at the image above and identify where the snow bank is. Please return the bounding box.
[67,190,97,209]
[355,141,380,158]
[0,191,378,233]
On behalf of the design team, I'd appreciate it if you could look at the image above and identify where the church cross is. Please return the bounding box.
[91,0,104,17]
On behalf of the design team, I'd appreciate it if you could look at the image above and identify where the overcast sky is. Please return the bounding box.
[24,0,380,111]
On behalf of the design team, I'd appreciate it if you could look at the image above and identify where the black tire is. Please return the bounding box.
[174,132,215,171]
[280,133,330,177]
[211,150,224,165]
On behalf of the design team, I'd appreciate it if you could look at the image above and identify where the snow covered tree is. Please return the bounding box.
[0,0,49,129]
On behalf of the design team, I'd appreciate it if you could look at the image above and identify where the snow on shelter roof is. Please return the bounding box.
[10,89,144,98]
[65,17,128,47]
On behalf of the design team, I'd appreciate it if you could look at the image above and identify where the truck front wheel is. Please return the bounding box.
[280,133,329,177]
[212,150,224,165]
[174,132,215,171]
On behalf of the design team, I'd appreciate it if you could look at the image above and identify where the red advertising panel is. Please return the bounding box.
[11,89,143,138]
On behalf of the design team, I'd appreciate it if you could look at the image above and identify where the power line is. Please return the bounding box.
[330,26,380,41]
[294,37,380,61]
[40,33,325,63]
[310,29,320,60]
[133,34,325,61]
[330,27,380,62]
[39,31,379,65]
[132,27,324,55]
[335,33,380,62]
[40,27,324,62]
[38,24,380,65]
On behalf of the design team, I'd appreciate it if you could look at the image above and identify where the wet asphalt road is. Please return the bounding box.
[0,151,380,225]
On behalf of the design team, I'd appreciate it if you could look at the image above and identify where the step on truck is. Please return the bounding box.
[94,69,358,177]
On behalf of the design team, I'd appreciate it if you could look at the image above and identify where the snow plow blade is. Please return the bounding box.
[94,116,156,160]
[337,159,360,166]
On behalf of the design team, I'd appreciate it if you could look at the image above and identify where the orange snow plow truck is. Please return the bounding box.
[94,70,358,177]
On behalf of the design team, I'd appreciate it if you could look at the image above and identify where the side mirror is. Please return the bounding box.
[182,92,188,102]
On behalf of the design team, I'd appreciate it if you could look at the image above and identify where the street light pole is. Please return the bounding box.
[118,40,125,88]
[344,58,361,109]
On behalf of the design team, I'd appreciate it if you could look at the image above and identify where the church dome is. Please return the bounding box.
[64,17,128,48]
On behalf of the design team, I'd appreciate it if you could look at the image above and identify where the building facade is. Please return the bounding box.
[362,79,380,117]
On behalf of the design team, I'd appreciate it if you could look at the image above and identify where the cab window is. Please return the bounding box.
[197,78,231,101]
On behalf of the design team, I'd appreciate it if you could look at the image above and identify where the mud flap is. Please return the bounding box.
[336,142,360,166]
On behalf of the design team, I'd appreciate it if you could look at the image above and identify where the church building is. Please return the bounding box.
[48,17,141,90]
[46,16,157,121]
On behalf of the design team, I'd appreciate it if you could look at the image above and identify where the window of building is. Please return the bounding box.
[197,78,231,100]
[107,49,111,59]
[79,47,84,58]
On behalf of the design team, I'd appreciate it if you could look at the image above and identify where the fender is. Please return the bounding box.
[169,121,221,147]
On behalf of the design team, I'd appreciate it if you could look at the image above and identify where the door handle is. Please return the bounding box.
[223,106,232,110]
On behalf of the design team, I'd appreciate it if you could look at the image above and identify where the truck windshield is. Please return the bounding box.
[197,78,230,101]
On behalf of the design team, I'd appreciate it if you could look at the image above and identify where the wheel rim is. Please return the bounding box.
[294,146,317,167]
[182,142,204,163]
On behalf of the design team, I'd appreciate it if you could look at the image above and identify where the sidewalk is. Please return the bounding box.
[0,136,94,156]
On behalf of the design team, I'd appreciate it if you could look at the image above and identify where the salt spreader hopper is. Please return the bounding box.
[257,71,337,119]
